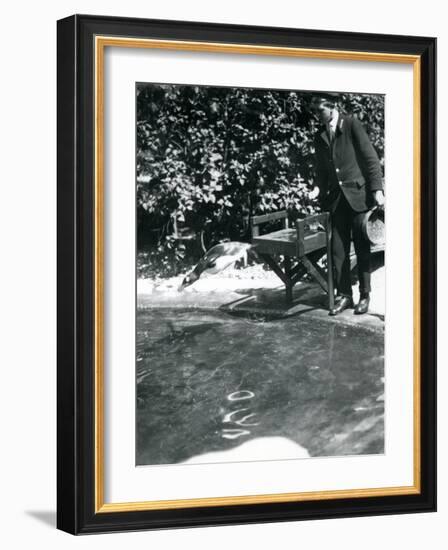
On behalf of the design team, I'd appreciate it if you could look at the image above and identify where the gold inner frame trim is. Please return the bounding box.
[94,35,422,514]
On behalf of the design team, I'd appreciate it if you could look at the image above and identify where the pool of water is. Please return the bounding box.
[136,309,384,465]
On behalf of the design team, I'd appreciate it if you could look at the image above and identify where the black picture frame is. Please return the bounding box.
[57,14,436,535]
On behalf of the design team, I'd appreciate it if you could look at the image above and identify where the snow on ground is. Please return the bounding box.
[137,263,385,318]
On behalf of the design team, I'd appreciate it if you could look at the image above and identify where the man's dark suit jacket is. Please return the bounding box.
[314,113,383,212]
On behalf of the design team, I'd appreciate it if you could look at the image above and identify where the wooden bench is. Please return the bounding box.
[251,211,335,310]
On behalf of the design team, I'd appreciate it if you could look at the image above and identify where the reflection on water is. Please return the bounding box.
[136,310,384,465]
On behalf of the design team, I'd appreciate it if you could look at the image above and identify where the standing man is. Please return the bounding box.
[310,92,384,315]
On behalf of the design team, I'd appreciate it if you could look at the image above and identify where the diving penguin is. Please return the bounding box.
[179,241,255,290]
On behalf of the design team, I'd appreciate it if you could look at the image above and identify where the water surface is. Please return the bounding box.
[136,310,384,465]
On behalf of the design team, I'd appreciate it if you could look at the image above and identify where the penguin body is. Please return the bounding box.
[180,242,254,290]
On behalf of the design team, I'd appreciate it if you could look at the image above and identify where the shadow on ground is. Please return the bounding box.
[25,510,56,528]
[220,251,385,327]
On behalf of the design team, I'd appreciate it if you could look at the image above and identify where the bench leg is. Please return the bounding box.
[284,256,293,303]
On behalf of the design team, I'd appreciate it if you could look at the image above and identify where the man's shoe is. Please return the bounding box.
[329,295,354,316]
[354,294,370,315]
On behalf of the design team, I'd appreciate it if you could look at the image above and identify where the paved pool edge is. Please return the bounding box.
[137,288,384,333]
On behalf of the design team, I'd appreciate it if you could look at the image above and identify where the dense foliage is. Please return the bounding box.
[136,84,384,276]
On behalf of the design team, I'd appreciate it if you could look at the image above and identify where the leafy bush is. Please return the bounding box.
[136,84,384,275]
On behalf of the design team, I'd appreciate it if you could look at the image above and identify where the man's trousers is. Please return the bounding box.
[330,193,371,298]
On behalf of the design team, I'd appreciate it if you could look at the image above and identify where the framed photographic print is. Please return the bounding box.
[57,14,436,534]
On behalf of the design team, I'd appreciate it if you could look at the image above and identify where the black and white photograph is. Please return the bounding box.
[0,0,441,544]
[136,82,386,466]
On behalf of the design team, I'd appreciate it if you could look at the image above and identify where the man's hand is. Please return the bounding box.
[373,189,385,207]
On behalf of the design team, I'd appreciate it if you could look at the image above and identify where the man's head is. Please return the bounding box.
[309,92,339,124]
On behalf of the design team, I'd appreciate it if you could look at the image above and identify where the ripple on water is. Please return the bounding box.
[227,390,255,401]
